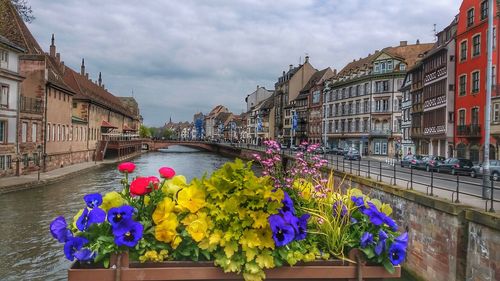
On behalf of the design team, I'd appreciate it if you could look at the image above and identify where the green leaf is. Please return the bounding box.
[103,257,110,269]
[383,260,395,274]
[360,247,375,259]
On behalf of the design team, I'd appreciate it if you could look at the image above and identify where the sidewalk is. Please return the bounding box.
[0,161,106,194]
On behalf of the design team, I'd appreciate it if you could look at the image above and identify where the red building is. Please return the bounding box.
[455,0,499,162]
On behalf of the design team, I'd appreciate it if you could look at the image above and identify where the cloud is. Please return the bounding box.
[27,0,461,126]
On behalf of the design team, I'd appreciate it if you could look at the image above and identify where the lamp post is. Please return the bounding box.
[36,144,42,181]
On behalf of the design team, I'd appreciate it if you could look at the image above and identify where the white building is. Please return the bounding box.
[400,72,414,156]
[0,35,24,177]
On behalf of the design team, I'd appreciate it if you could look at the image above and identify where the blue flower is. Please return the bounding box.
[281,191,295,214]
[268,214,295,247]
[113,220,144,247]
[375,230,388,256]
[83,193,103,209]
[332,201,347,217]
[351,196,366,210]
[394,232,408,246]
[63,237,93,261]
[383,215,398,231]
[388,241,406,265]
[295,213,310,240]
[362,203,385,226]
[76,208,106,231]
[379,229,388,241]
[360,232,373,248]
[50,216,73,243]
[107,205,135,228]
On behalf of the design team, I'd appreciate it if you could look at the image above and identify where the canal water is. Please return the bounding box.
[0,146,231,281]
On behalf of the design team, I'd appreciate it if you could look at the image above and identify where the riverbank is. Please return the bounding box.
[0,151,144,194]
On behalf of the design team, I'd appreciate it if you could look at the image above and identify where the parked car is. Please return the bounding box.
[400,154,426,168]
[470,160,500,180]
[344,149,361,160]
[435,158,474,175]
[333,147,347,155]
[424,155,446,172]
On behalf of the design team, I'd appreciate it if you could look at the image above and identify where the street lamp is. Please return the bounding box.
[36,144,43,181]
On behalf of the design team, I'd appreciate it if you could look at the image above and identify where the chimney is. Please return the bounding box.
[289,64,293,70]
[98,72,102,86]
[399,41,407,47]
[50,34,56,57]
[61,61,65,74]
[305,56,309,63]
[85,73,89,79]
[80,58,85,75]
[333,69,337,75]
[256,85,259,91]
[283,70,286,76]
[56,53,60,63]
[416,39,420,44]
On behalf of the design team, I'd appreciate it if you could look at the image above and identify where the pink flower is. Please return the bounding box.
[159,167,176,179]
[130,176,160,196]
[118,162,136,173]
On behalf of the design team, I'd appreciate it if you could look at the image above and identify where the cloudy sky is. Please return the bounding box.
[26,0,461,126]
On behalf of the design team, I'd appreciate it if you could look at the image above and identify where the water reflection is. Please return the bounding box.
[0,146,231,281]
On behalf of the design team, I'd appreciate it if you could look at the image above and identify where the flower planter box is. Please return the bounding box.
[68,252,401,281]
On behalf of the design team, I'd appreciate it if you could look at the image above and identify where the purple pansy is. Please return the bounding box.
[281,191,295,214]
[63,237,93,261]
[83,193,103,209]
[268,214,295,247]
[295,213,310,240]
[360,232,373,248]
[333,200,348,217]
[113,220,144,247]
[50,216,73,243]
[388,241,406,265]
[76,207,106,231]
[107,205,135,228]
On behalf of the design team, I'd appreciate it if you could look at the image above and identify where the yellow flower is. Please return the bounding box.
[177,182,206,213]
[185,213,209,242]
[162,175,188,195]
[139,250,162,262]
[153,197,176,225]
[171,236,182,249]
[293,179,313,199]
[154,215,178,243]
[101,191,124,212]
[72,209,84,230]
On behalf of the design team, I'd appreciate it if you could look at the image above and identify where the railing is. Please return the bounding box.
[20,96,43,113]
[370,129,391,136]
[457,124,481,137]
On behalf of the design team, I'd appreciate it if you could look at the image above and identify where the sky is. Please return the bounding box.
[26,0,461,127]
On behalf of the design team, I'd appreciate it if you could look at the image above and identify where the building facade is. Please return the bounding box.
[0,35,24,176]
[455,0,499,162]
[400,71,414,156]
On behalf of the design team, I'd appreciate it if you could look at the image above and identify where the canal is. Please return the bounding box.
[0,146,232,281]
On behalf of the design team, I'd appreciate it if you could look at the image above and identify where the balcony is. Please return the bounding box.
[370,129,391,137]
[20,96,43,114]
[457,124,481,137]
[371,108,391,114]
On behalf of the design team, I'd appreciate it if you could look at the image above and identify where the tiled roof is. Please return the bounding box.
[0,0,74,94]
[0,0,42,54]
[300,68,331,93]
[0,34,24,52]
[64,66,136,119]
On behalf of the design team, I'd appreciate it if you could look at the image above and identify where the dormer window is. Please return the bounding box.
[400,63,406,71]
[387,61,393,71]
[374,62,380,73]
[380,62,386,73]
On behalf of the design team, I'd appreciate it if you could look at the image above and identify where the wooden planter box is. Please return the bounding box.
[68,252,401,281]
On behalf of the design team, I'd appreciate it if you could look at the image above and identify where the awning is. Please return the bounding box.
[123,124,136,132]
[101,120,118,128]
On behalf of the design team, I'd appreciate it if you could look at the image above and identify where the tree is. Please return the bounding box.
[139,125,151,138]
[11,0,35,23]
[163,128,175,140]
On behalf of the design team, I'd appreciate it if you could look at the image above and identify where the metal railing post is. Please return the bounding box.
[430,169,434,196]
[393,163,396,185]
[358,159,361,176]
[489,176,495,212]
[410,166,413,190]
[342,157,345,172]
[350,160,352,174]
[367,160,371,179]
[455,174,460,203]
[379,162,382,182]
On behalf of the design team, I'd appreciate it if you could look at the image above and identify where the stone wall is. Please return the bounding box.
[44,150,91,171]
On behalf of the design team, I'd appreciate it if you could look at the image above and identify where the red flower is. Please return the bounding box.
[130,176,159,196]
[159,167,176,179]
[118,162,136,173]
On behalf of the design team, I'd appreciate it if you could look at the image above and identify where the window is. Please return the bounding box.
[33,153,39,166]
[471,107,479,125]
[52,124,56,141]
[494,103,500,122]
[57,124,60,141]
[22,122,27,143]
[0,155,4,170]
[472,71,480,93]
[22,154,28,167]
[374,63,380,73]
[0,85,8,108]
[493,66,497,87]
[460,41,467,61]
[312,90,320,104]
[47,124,50,142]
[32,123,37,142]
[364,83,369,94]
[459,75,467,96]
[6,155,11,169]
[459,109,466,126]
[400,63,406,71]
[472,35,481,56]
[387,61,393,71]
[375,81,389,93]
[467,8,475,27]
[0,49,7,68]
[481,1,488,20]
[73,102,77,108]
[0,120,5,143]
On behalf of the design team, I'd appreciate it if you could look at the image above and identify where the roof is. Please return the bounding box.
[64,66,136,119]
[0,0,75,94]
[101,120,117,128]
[0,34,24,52]
[260,96,274,110]
[0,0,42,54]
[123,124,136,131]
[300,68,331,93]
[337,43,434,77]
